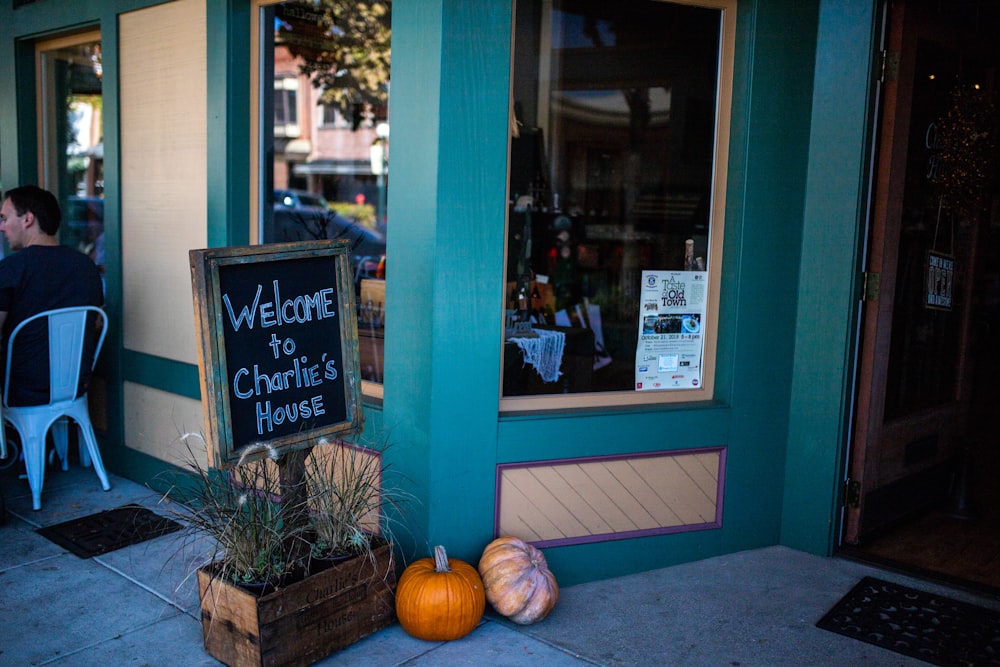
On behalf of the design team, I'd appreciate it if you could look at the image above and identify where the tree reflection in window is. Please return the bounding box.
[258,1,390,388]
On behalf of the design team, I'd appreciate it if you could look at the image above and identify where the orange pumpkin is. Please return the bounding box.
[396,545,486,641]
[478,536,558,624]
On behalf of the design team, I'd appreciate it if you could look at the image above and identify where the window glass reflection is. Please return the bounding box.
[37,39,105,274]
[504,0,722,398]
[259,2,390,386]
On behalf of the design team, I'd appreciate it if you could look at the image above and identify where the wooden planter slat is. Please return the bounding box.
[198,542,396,667]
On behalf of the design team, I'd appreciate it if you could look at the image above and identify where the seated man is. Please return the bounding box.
[0,186,104,406]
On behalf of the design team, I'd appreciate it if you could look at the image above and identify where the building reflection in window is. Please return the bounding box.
[258,1,390,390]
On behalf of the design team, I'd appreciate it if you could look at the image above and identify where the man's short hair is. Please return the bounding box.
[3,185,62,235]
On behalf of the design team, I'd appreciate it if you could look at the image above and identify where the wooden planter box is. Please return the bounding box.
[197,542,396,667]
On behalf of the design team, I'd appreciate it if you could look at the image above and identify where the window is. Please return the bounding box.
[502,0,734,411]
[321,103,346,127]
[254,1,391,399]
[273,77,299,137]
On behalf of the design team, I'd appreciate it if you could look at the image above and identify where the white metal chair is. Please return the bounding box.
[3,306,110,510]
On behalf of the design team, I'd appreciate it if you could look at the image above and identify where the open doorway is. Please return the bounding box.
[35,31,108,435]
[842,0,1000,593]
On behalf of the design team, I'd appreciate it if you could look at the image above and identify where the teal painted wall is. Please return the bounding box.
[384,0,848,585]
[719,0,819,560]
[781,0,880,552]
[0,0,880,586]
[379,0,443,563]
[206,0,251,249]
[382,0,513,565]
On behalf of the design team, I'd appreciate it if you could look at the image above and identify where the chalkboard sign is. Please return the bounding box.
[190,241,363,468]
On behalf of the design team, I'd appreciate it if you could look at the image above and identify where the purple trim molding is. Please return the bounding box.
[494,446,727,549]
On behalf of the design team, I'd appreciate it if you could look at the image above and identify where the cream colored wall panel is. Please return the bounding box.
[501,468,588,537]
[548,464,624,528]
[616,460,685,525]
[497,449,725,547]
[637,456,714,522]
[572,463,653,531]
[496,480,539,541]
[553,463,635,529]
[119,0,207,363]
[657,454,720,522]
[535,467,617,533]
[124,381,207,469]
[497,473,565,542]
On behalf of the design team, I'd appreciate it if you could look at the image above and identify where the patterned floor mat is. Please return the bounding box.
[816,576,1000,666]
[36,504,182,558]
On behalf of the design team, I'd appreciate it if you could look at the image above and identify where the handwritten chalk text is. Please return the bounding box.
[223,280,336,331]
[256,395,326,434]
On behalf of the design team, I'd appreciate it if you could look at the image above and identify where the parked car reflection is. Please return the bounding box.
[273,188,330,211]
[264,207,386,284]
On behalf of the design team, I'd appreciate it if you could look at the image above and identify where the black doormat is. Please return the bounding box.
[36,504,182,558]
[816,576,1000,666]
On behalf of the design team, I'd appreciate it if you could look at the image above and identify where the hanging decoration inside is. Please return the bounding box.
[931,83,997,223]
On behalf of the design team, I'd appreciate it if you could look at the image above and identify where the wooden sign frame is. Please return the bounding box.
[190,240,363,468]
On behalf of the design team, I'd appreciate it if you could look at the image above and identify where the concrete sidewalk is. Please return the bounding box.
[2,464,998,666]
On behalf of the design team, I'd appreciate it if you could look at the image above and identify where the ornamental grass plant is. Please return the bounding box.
[165,440,308,592]
[304,433,412,568]
[162,432,411,595]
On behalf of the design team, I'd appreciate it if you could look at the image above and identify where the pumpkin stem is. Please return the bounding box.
[432,545,451,573]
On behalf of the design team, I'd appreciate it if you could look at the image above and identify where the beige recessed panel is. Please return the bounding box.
[119,0,207,364]
[498,448,724,546]
[123,381,207,468]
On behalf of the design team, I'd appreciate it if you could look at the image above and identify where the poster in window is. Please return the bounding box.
[635,270,707,391]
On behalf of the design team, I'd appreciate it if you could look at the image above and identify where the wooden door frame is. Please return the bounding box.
[845,0,910,544]
[845,0,989,544]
